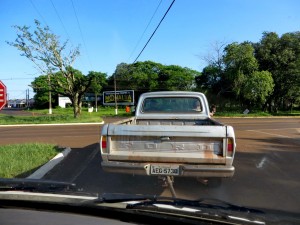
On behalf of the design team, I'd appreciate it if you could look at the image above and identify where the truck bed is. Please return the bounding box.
[113,117,223,126]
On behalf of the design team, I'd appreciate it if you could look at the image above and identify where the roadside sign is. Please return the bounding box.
[0,80,7,110]
[103,90,134,106]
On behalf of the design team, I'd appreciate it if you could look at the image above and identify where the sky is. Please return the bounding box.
[1,0,299,99]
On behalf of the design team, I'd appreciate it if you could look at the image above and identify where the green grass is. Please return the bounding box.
[215,111,271,117]
[0,106,132,125]
[0,143,62,178]
[31,106,131,116]
[215,110,300,117]
[0,107,298,125]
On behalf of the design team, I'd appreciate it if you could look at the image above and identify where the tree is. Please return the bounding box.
[87,71,107,111]
[195,65,221,93]
[30,75,54,109]
[197,32,300,111]
[51,67,94,116]
[243,71,274,107]
[199,41,227,76]
[109,61,159,92]
[223,42,259,99]
[31,70,107,112]
[7,19,95,118]
[218,41,275,109]
[255,31,300,111]
[108,61,199,96]
[159,65,199,91]
[195,41,234,106]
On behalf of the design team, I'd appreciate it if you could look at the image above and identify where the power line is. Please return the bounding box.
[29,0,48,26]
[50,0,72,42]
[128,0,163,62]
[1,78,35,81]
[70,0,93,69]
[50,0,87,72]
[133,0,176,63]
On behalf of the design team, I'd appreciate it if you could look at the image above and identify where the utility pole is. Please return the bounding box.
[26,89,29,109]
[48,74,52,114]
[114,73,118,115]
[95,92,98,112]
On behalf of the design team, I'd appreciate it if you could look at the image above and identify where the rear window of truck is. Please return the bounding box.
[141,97,203,113]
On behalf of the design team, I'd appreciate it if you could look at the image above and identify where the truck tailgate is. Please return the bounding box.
[105,124,229,164]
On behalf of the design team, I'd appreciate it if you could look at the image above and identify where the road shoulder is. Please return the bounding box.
[27,147,72,179]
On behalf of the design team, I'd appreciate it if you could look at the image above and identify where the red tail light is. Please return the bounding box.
[101,136,107,152]
[227,138,234,156]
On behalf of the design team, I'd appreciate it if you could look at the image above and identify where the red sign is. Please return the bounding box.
[0,80,7,110]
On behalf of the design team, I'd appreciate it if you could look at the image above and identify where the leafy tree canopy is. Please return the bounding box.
[31,69,107,110]
[255,31,300,111]
[109,61,200,94]
[7,19,97,118]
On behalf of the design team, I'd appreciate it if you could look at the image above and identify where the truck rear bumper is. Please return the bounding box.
[101,161,235,178]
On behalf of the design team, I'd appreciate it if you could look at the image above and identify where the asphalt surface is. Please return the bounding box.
[0,117,299,213]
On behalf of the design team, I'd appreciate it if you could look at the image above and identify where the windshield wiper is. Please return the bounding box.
[97,193,266,224]
[98,192,160,203]
[0,178,76,193]
[98,193,262,213]
[132,197,264,214]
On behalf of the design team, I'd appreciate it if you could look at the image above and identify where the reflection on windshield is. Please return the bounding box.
[0,0,299,224]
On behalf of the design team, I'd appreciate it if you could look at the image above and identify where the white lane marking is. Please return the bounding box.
[247,128,299,131]
[256,157,267,169]
[246,130,291,138]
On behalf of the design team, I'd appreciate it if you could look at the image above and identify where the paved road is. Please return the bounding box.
[0,117,299,213]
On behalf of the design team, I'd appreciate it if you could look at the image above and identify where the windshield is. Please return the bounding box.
[142,97,203,113]
[0,0,299,224]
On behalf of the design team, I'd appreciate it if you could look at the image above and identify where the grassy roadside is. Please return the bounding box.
[0,107,131,178]
[0,143,62,178]
[0,107,131,125]
[0,107,299,125]
[215,110,300,117]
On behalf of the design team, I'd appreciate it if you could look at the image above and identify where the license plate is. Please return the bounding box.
[150,165,180,175]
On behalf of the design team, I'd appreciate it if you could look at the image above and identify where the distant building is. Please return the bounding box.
[58,94,103,108]
[58,96,72,108]
[8,99,34,108]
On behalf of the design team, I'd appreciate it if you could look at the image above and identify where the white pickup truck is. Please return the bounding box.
[100,91,236,179]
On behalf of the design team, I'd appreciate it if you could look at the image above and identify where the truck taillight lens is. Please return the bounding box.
[101,136,107,153]
[227,138,234,157]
